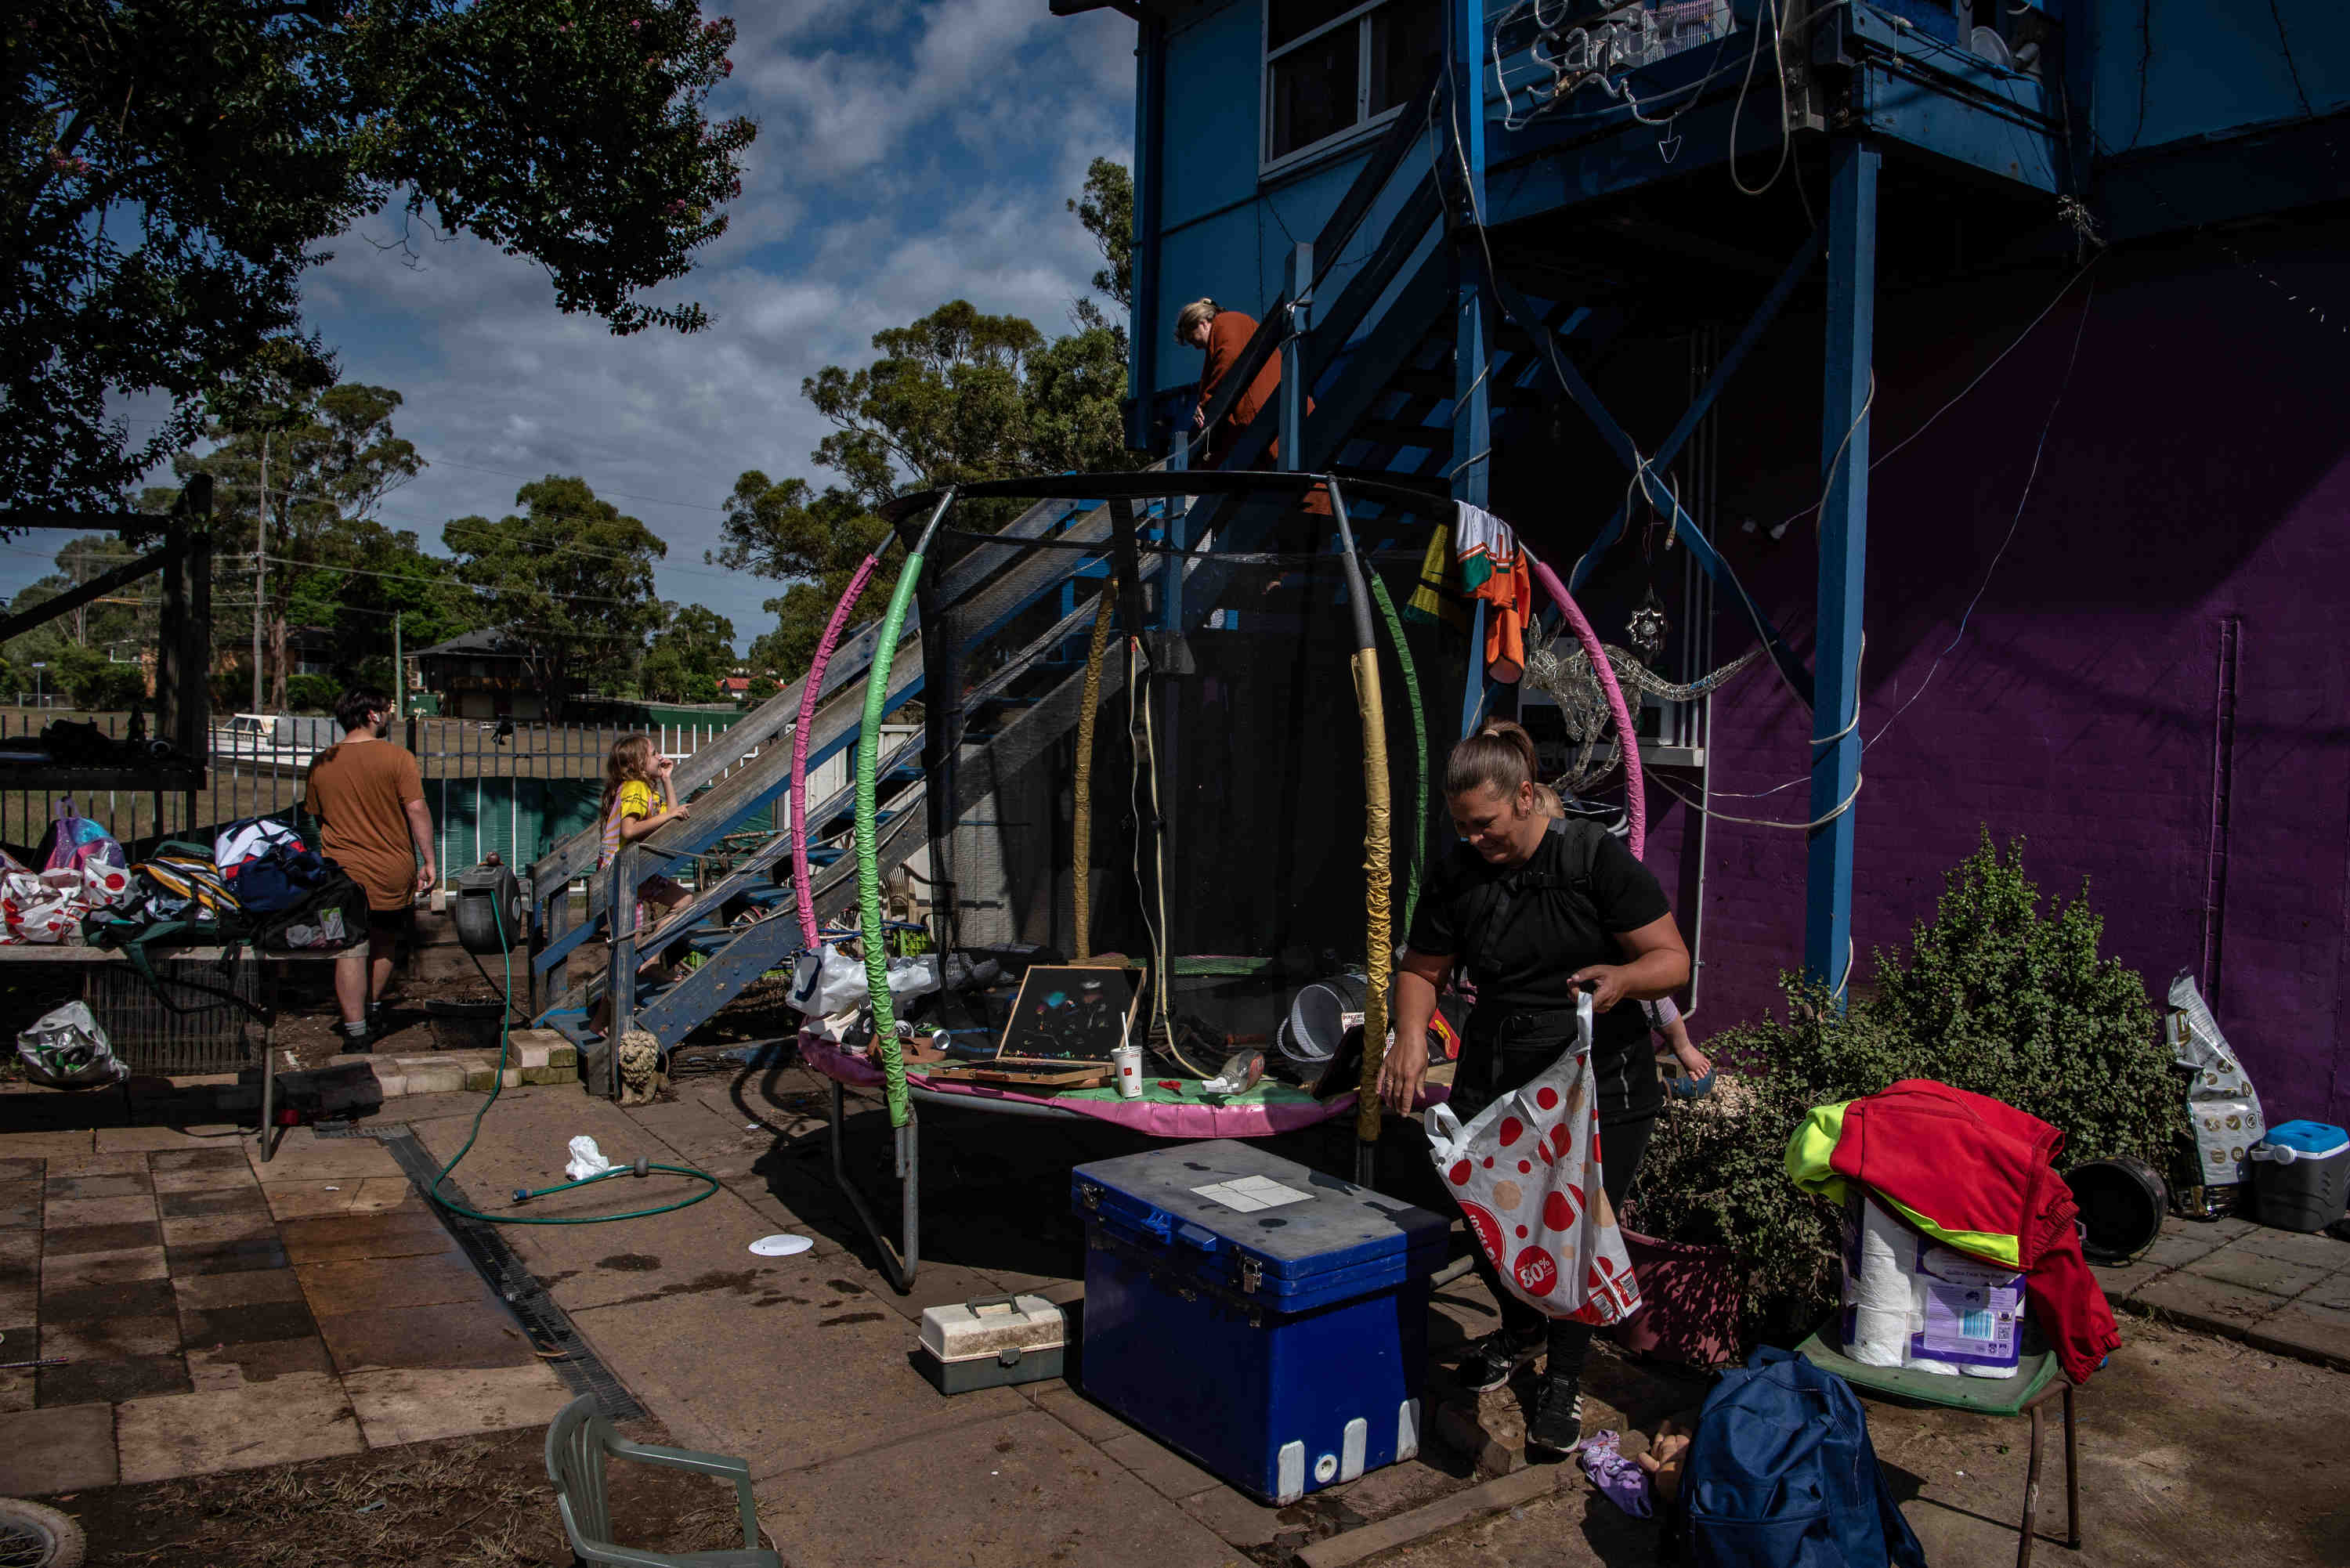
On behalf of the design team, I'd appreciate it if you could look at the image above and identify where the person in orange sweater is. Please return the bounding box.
[1177,298,1329,515]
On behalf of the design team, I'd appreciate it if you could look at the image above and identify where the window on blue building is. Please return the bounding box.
[1264,0,1443,170]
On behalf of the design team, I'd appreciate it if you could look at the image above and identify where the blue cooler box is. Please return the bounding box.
[1072,1140,1448,1505]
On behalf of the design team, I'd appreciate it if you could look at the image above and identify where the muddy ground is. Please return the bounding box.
[1378,1315,2350,1567]
[52,1421,762,1568]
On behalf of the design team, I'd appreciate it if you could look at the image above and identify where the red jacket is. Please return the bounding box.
[1193,311,1330,515]
[1788,1078,2120,1386]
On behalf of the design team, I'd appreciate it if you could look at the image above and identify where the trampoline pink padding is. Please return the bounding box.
[800,1034,1447,1139]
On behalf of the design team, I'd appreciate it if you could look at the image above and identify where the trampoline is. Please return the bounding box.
[798,468,1643,1289]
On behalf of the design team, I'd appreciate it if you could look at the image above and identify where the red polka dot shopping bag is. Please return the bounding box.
[1422,992,1643,1324]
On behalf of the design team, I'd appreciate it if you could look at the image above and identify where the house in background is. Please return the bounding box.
[1065,0,2350,1125]
[413,628,554,720]
[718,674,753,703]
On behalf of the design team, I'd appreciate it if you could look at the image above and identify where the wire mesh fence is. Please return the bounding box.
[0,706,761,888]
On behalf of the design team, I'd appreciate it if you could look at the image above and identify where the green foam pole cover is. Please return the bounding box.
[859,547,925,1128]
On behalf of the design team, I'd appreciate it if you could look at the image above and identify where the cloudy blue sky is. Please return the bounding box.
[14,2,1139,652]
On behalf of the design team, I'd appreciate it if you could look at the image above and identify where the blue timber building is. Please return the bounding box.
[1040,0,2350,1122]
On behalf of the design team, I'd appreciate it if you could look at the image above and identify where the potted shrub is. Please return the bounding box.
[1622,833,2177,1360]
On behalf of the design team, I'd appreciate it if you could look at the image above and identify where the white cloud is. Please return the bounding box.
[28,5,1148,649]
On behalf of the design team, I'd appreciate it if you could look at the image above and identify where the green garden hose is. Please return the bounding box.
[426,893,721,1226]
[859,493,954,1129]
[1366,571,1429,937]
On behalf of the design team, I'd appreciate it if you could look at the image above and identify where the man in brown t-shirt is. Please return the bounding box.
[303,688,436,1050]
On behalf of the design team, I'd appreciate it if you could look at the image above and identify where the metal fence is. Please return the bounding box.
[0,708,757,888]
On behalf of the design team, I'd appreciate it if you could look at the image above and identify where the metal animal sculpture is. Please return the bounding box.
[1524,631,1762,792]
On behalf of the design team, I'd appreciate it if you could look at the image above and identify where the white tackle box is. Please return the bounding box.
[916,1293,1066,1394]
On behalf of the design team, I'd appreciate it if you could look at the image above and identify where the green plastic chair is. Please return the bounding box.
[1797,1326,2080,1568]
[544,1395,780,1568]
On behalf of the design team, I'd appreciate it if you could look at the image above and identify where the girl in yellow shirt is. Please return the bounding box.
[598,734,693,931]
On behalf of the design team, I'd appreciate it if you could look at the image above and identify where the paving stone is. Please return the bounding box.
[157,1185,270,1219]
[1036,1384,1137,1446]
[96,1126,244,1153]
[261,1176,419,1221]
[0,1258,31,1321]
[43,1312,183,1361]
[757,1407,1238,1568]
[115,1371,363,1482]
[43,1193,157,1229]
[44,1276,175,1321]
[149,1165,261,1196]
[277,1209,461,1266]
[0,1403,118,1493]
[315,1299,537,1375]
[2138,1227,2230,1273]
[172,1267,307,1313]
[42,1172,150,1201]
[43,1151,149,1178]
[166,1236,292,1277]
[161,1208,276,1245]
[43,1219,161,1256]
[1100,1429,1227,1501]
[0,1180,42,1228]
[0,1228,36,1271]
[182,1298,320,1349]
[2230,1225,2350,1268]
[186,1334,336,1393]
[1179,1483,1292,1549]
[2245,1301,2350,1367]
[0,1133,94,1159]
[2092,1260,2166,1302]
[0,1158,45,1183]
[0,1365,33,1413]
[2294,1271,2350,1313]
[296,1252,494,1316]
[38,1352,192,1407]
[569,1255,1030,1476]
[2188,1245,2335,1299]
[342,1363,574,1447]
[2131,1269,2284,1333]
[150,1147,255,1173]
[244,1132,406,1184]
[41,1244,165,1291]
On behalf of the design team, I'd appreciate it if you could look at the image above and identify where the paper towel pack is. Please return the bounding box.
[1840,1193,2025,1378]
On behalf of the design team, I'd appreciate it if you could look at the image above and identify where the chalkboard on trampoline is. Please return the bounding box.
[996,963,1144,1066]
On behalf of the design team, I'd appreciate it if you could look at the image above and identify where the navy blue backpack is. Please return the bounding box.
[1676,1347,1926,1568]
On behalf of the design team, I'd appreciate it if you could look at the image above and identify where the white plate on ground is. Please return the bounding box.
[749,1234,814,1257]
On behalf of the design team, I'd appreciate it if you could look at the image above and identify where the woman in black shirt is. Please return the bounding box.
[1383,721,1690,1456]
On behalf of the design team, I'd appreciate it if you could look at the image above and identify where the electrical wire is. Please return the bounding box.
[1728,0,1794,199]
[1862,272,2095,748]
[1759,251,2102,537]
[1672,276,2097,815]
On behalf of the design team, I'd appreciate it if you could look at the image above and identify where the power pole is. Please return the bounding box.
[254,432,268,714]
[392,612,403,721]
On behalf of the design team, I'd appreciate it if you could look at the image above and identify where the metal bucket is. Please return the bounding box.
[1281,974,1375,1067]
[2066,1155,2167,1262]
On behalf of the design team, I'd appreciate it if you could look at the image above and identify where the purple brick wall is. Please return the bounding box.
[1611,229,2350,1130]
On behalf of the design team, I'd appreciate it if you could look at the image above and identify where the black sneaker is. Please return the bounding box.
[1454,1329,1544,1393]
[1525,1375,1587,1458]
[338,1021,378,1056]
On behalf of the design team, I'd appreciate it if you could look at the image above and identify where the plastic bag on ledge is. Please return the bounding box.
[17,1003,129,1088]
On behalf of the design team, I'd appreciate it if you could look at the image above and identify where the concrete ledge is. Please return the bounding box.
[1434,1396,1525,1478]
[1294,1464,1560,1568]
[327,1050,579,1097]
